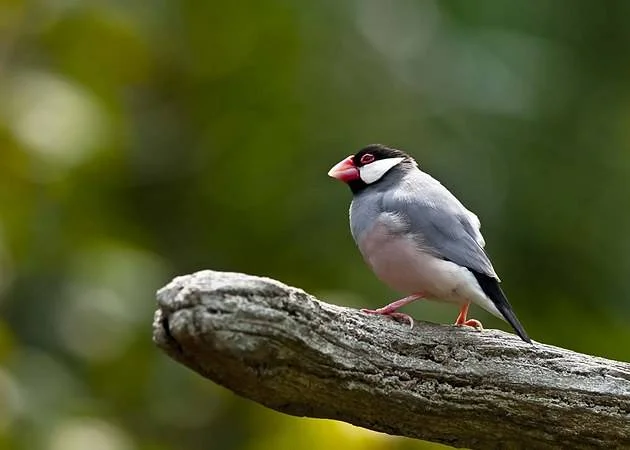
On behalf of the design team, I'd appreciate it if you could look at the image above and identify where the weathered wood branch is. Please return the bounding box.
[152,270,630,449]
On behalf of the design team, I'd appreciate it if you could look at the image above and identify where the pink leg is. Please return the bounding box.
[361,293,424,328]
[454,302,483,330]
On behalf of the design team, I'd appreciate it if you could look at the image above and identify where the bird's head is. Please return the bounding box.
[328,144,414,193]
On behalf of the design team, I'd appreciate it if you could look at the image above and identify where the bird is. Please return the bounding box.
[327,144,531,343]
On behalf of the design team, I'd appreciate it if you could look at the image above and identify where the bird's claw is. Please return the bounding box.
[455,318,483,332]
[361,308,414,329]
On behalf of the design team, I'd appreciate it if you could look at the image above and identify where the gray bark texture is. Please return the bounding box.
[153,270,630,450]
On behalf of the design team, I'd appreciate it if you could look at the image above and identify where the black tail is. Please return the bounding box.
[470,270,532,344]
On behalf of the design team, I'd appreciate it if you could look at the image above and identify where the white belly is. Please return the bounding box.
[357,219,501,316]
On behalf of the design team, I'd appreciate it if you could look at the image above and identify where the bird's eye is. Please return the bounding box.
[360,153,375,165]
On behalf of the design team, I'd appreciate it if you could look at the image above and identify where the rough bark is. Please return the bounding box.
[152,270,630,449]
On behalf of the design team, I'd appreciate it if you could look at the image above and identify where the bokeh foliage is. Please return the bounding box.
[1,0,629,449]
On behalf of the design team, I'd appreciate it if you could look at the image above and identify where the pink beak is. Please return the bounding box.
[328,155,360,183]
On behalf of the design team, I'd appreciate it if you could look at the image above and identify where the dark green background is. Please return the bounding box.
[1,1,629,449]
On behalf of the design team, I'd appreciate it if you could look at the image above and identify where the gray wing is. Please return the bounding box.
[382,185,499,280]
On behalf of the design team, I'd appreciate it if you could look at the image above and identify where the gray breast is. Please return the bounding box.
[350,191,381,244]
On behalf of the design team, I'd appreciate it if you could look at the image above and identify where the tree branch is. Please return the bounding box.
[152,270,630,449]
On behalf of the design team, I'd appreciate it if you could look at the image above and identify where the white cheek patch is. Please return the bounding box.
[359,157,405,184]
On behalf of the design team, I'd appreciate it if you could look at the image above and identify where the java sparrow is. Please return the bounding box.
[328,144,531,343]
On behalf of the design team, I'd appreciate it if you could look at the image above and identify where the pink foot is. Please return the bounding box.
[454,302,483,331]
[361,308,415,328]
[455,318,484,331]
[360,293,423,329]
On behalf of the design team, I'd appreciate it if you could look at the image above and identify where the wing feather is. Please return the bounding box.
[381,177,499,280]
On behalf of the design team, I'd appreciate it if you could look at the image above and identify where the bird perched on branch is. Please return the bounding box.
[328,144,531,343]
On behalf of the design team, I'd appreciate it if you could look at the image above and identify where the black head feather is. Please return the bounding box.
[352,144,412,167]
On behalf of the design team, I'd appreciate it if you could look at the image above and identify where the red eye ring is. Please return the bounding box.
[360,153,375,165]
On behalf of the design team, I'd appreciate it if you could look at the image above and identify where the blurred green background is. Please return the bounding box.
[1,0,630,449]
